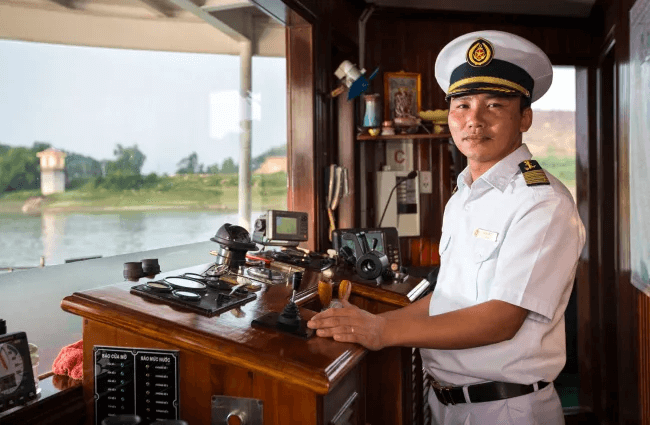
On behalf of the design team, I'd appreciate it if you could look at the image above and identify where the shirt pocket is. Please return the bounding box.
[472,229,504,300]
[472,237,500,263]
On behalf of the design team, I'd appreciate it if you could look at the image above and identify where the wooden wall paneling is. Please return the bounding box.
[313,20,334,251]
[429,138,442,240]
[596,37,619,423]
[284,0,365,250]
[575,66,597,414]
[364,12,595,118]
[286,14,317,250]
[415,139,433,267]
[287,0,364,38]
[438,142,451,230]
[588,62,606,422]
[368,140,387,227]
[336,92,357,230]
[640,294,650,425]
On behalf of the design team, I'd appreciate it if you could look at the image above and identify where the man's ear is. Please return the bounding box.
[520,107,533,133]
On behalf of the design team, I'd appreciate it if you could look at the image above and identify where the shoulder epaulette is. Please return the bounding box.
[518,160,550,186]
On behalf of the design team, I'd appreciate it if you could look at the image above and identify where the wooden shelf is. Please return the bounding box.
[356,133,451,141]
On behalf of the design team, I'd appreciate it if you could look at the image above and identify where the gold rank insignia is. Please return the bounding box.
[518,160,550,186]
[466,38,494,67]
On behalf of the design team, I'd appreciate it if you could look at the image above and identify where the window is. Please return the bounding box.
[0,3,287,371]
[524,66,577,201]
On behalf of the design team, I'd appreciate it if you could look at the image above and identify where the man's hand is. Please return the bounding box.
[307,301,388,351]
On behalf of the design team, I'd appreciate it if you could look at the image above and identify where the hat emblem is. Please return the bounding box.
[466,38,494,67]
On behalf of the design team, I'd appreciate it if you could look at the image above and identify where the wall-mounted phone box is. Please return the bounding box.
[375,171,420,237]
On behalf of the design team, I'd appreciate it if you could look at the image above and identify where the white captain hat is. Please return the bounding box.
[435,30,553,103]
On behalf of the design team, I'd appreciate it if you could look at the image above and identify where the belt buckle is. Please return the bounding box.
[430,379,456,406]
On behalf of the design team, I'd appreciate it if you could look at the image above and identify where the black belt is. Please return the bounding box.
[426,374,550,406]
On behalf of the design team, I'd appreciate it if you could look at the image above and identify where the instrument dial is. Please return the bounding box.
[0,342,24,396]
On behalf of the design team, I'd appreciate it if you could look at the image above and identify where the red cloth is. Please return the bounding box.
[52,340,83,380]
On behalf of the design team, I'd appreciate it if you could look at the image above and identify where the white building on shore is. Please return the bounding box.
[37,148,66,195]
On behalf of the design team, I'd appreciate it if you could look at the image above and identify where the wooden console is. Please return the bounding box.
[61,263,428,425]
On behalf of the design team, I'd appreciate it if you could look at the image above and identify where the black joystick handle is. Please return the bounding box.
[290,271,303,302]
[277,272,303,330]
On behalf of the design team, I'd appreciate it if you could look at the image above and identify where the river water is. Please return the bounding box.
[0,210,262,269]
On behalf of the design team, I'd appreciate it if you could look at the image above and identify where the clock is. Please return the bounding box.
[0,332,37,413]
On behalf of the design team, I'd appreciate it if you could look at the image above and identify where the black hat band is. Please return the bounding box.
[447,59,534,100]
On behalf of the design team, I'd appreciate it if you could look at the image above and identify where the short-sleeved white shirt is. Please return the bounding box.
[420,143,585,387]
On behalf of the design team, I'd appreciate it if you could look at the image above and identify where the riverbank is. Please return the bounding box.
[0,173,288,214]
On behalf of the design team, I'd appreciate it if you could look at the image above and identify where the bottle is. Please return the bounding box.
[363,93,381,129]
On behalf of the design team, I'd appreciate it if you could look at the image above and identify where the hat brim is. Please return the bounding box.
[445,85,521,101]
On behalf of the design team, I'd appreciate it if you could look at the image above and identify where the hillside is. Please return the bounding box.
[524,110,575,157]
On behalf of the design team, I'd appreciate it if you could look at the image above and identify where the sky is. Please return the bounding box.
[0,40,575,175]
[532,66,576,111]
[0,39,287,175]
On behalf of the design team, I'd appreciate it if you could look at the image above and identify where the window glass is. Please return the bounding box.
[0,39,286,269]
[0,6,287,371]
[524,66,576,201]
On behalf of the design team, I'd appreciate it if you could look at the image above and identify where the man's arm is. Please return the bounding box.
[378,292,433,320]
[307,298,528,351]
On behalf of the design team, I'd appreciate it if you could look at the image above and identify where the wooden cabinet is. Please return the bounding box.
[61,263,427,425]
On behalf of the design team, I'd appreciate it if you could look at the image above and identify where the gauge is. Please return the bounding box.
[0,332,36,412]
[0,343,23,395]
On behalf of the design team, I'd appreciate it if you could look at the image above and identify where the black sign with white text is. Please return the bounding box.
[94,346,179,425]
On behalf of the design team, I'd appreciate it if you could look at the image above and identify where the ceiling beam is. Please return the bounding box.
[46,0,77,9]
[167,0,249,41]
[201,0,251,13]
[136,0,181,18]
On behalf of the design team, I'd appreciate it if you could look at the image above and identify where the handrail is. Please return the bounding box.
[1,255,104,271]
[0,256,46,272]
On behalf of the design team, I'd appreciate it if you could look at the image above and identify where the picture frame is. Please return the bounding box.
[629,0,650,296]
[384,71,421,121]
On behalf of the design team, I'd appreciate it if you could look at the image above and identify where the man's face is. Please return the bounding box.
[448,93,532,169]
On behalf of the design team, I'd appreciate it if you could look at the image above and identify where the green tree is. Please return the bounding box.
[105,144,146,176]
[206,163,220,174]
[66,153,103,180]
[0,142,51,193]
[220,157,238,174]
[176,152,202,174]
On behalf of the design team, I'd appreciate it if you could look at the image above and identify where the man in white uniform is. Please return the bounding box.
[308,30,585,425]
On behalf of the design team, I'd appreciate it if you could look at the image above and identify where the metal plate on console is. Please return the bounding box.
[93,346,179,425]
[212,395,263,425]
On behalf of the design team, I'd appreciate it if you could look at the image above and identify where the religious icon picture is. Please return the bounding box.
[383,71,421,121]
